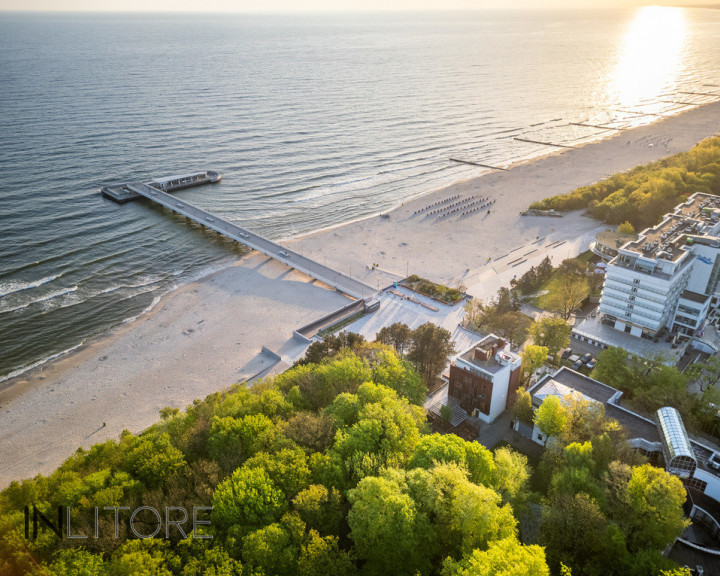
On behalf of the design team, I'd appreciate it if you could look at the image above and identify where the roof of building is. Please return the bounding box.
[532,379,597,407]
[656,406,697,464]
[529,367,662,443]
[595,229,637,250]
[457,334,519,375]
[571,315,685,364]
[667,539,720,574]
[605,404,661,444]
[531,366,618,404]
[615,193,720,265]
[681,290,710,305]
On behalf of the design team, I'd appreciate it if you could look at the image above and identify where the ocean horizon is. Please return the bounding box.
[1,7,719,382]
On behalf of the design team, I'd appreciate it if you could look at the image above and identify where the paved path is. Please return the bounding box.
[128,182,376,300]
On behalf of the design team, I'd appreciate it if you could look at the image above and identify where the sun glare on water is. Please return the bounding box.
[610,6,687,109]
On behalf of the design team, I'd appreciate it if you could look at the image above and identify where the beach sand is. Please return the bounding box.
[0,255,351,486]
[289,101,720,298]
[1,101,719,486]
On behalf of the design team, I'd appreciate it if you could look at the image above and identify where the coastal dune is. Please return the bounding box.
[1,101,719,486]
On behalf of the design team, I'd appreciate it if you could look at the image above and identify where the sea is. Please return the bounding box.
[1,8,719,383]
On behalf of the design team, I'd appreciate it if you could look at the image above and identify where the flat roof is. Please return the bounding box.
[457,334,518,375]
[529,367,661,443]
[681,290,710,305]
[572,316,684,364]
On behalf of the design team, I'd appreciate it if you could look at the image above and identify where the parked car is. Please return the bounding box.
[586,359,597,370]
[571,360,583,371]
[581,353,593,364]
[561,348,572,359]
[568,354,581,364]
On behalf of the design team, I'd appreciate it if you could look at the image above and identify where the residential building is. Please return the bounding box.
[448,334,521,423]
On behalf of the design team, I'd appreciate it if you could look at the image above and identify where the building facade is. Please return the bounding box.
[598,193,720,340]
[448,335,522,423]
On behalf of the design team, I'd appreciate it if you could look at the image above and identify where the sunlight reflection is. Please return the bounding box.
[610,6,687,109]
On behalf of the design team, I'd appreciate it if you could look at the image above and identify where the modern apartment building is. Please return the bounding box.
[599,193,720,340]
[448,335,522,423]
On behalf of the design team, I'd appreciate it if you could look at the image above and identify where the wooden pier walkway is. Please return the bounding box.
[125,182,375,300]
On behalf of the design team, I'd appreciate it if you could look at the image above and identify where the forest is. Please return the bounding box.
[0,342,693,576]
[529,135,720,229]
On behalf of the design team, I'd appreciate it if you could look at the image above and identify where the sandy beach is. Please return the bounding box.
[1,101,719,487]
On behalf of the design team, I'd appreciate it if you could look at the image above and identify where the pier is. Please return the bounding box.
[103,179,375,300]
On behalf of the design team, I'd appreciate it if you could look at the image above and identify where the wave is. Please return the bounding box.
[99,275,163,295]
[0,274,60,298]
[0,285,78,314]
[122,295,162,324]
[0,340,86,384]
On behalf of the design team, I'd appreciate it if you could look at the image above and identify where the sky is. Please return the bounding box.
[0,0,717,12]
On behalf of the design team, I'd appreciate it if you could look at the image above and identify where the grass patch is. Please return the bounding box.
[402,275,463,305]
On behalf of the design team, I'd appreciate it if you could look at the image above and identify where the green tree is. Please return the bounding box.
[512,389,534,425]
[620,464,689,552]
[529,318,571,357]
[292,484,344,536]
[298,530,357,576]
[46,549,107,576]
[618,221,635,235]
[493,446,531,503]
[332,388,424,482]
[521,344,548,384]
[212,466,287,531]
[370,349,426,405]
[407,322,455,388]
[409,433,497,486]
[243,447,311,498]
[347,475,431,576]
[541,493,628,576]
[296,332,366,365]
[124,433,185,488]
[450,480,517,556]
[545,272,589,320]
[375,322,412,354]
[106,540,174,576]
[686,353,720,391]
[441,537,549,576]
[285,411,337,452]
[241,516,304,576]
[533,396,568,443]
[179,545,243,576]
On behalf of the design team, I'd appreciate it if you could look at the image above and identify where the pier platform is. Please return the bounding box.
[101,171,220,204]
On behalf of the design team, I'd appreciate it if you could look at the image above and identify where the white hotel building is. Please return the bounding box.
[598,193,720,341]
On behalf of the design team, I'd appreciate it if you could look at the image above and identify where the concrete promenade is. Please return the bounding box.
[126,182,375,300]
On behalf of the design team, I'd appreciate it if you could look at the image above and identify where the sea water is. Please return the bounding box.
[1,8,719,381]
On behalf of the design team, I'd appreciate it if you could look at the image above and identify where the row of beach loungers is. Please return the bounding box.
[414,194,462,214]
